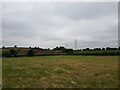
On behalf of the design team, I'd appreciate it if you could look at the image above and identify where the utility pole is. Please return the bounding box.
[65,44,68,49]
[75,39,77,50]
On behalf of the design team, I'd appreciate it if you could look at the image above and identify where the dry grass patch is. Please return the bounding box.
[2,56,118,88]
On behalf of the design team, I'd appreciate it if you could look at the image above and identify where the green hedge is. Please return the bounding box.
[72,50,119,56]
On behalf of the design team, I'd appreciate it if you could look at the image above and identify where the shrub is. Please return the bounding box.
[10,49,17,57]
[2,52,11,57]
[27,49,34,56]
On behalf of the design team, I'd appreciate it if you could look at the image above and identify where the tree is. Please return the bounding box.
[10,49,17,57]
[2,46,5,48]
[27,49,34,56]
[85,48,90,51]
[48,48,50,50]
[94,48,101,51]
[102,48,105,50]
[106,47,111,50]
[119,47,120,50]
[14,45,17,48]
[65,49,73,54]
[2,52,11,57]
[53,46,66,52]
[53,46,59,50]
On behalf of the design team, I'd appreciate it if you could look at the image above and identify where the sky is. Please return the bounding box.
[2,2,118,49]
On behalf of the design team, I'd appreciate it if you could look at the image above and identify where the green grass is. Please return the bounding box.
[2,56,118,88]
[0,58,2,89]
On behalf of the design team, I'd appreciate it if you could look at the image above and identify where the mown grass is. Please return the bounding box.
[0,58,2,89]
[2,56,118,88]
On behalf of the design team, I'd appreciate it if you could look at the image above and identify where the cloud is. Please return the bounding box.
[2,2,118,49]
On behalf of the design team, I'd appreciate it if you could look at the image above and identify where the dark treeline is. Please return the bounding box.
[2,45,120,57]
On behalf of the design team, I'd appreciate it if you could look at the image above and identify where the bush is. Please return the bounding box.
[27,50,34,56]
[10,49,17,57]
[73,50,119,56]
[2,52,11,57]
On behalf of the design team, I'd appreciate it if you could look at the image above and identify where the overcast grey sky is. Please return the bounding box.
[2,2,118,49]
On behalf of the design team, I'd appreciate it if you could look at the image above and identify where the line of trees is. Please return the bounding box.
[53,46,120,51]
[52,46,120,55]
[2,45,120,57]
[2,49,17,57]
[2,45,120,51]
[2,49,34,57]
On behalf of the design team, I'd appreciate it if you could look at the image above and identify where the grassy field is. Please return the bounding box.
[2,56,118,88]
[0,58,2,89]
